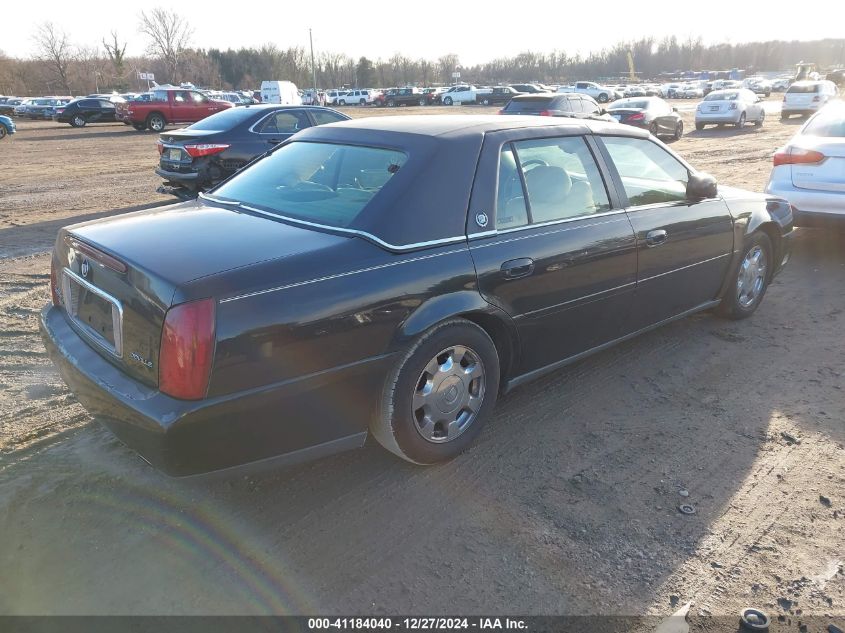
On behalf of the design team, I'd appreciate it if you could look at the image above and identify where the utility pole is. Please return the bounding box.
[310,28,317,95]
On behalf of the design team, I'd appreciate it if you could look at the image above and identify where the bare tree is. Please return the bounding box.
[103,31,127,82]
[33,22,74,94]
[138,8,193,82]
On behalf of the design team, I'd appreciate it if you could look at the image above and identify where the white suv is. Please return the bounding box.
[559,81,621,103]
[781,80,839,119]
[337,89,379,105]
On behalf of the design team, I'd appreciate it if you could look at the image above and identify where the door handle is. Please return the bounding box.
[501,257,535,279]
[267,138,282,145]
[645,229,668,247]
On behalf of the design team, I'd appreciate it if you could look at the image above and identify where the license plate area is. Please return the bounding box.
[709,106,720,111]
[61,268,123,357]
[168,148,183,161]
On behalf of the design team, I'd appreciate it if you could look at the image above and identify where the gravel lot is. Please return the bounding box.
[0,100,843,627]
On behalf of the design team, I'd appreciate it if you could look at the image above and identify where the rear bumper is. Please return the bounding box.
[695,111,742,124]
[765,180,845,226]
[155,167,201,182]
[40,304,381,476]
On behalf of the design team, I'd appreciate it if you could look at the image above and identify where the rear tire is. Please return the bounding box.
[597,93,609,103]
[0,125,6,140]
[649,121,659,135]
[443,96,453,106]
[71,115,87,128]
[780,112,789,121]
[695,122,705,131]
[735,112,746,129]
[755,110,765,127]
[419,98,427,106]
[387,99,396,108]
[717,232,773,320]
[370,319,500,465]
[338,99,346,106]
[147,113,166,132]
[673,120,684,140]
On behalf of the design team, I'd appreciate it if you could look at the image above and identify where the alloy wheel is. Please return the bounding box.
[737,245,767,308]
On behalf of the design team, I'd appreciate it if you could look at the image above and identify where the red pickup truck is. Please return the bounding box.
[117,88,233,131]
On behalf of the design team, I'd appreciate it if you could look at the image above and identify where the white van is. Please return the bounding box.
[260,81,302,105]
[781,80,839,119]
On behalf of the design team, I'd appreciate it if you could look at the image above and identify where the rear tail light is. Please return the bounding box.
[159,298,216,400]
[729,103,738,110]
[184,143,230,158]
[50,258,60,306]
[539,110,552,116]
[156,140,164,155]
[628,112,645,121]
[773,146,826,167]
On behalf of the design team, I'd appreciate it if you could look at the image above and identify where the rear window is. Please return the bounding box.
[788,83,820,94]
[210,142,408,228]
[503,97,553,113]
[704,91,740,101]
[803,110,845,137]
[610,100,649,110]
[187,107,262,131]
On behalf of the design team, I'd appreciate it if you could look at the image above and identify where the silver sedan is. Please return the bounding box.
[695,89,766,130]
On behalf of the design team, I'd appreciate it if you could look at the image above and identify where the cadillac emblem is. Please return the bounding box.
[80,258,90,279]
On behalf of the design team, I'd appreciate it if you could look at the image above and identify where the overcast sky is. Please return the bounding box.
[6,0,842,66]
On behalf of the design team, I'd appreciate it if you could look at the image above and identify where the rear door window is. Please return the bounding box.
[311,110,348,125]
[497,137,611,226]
[258,110,310,134]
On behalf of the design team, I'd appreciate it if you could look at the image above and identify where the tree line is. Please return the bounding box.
[1,9,844,96]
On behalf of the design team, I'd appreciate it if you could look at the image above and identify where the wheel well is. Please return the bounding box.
[147,111,165,122]
[459,312,516,387]
[756,223,783,278]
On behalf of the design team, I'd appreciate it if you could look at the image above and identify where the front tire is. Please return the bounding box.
[371,319,500,464]
[338,99,346,106]
[755,110,765,127]
[443,96,453,106]
[717,232,773,320]
[735,112,747,129]
[674,120,684,140]
[0,125,6,140]
[597,93,609,103]
[387,99,396,108]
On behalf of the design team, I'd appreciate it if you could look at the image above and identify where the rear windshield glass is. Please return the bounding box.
[188,107,262,131]
[803,110,845,137]
[503,97,553,113]
[704,91,740,101]
[211,142,408,228]
[610,100,649,110]
[787,84,820,94]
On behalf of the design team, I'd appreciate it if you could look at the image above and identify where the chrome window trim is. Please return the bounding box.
[639,253,730,283]
[235,204,468,252]
[469,209,629,247]
[61,267,124,358]
[220,248,468,303]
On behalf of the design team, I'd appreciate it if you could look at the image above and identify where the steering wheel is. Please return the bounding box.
[291,180,332,192]
[521,159,549,170]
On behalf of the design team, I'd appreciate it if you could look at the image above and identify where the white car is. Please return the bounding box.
[765,104,845,228]
[680,83,705,99]
[558,81,620,103]
[781,80,839,119]
[695,89,766,130]
[324,90,348,105]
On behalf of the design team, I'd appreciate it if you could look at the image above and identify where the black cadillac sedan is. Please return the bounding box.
[41,115,795,476]
[155,104,350,196]
[608,96,684,140]
[55,98,120,127]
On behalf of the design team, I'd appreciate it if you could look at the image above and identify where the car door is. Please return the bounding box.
[98,99,116,122]
[596,135,734,332]
[169,90,193,122]
[256,109,310,148]
[467,129,638,376]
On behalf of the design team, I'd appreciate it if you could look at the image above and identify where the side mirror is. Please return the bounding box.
[687,172,718,199]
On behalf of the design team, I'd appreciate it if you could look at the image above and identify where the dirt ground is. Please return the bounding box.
[0,100,843,627]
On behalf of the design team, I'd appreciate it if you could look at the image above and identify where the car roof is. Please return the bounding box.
[300,114,646,141]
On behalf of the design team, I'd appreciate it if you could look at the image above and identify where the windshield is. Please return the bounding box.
[705,91,740,101]
[803,110,845,137]
[788,83,820,94]
[211,141,408,228]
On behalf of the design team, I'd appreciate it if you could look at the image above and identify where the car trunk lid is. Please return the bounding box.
[56,200,352,386]
[791,139,845,192]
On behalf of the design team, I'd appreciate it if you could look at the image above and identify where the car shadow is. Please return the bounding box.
[0,200,174,259]
[0,230,841,615]
[686,125,769,138]
[25,127,147,142]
